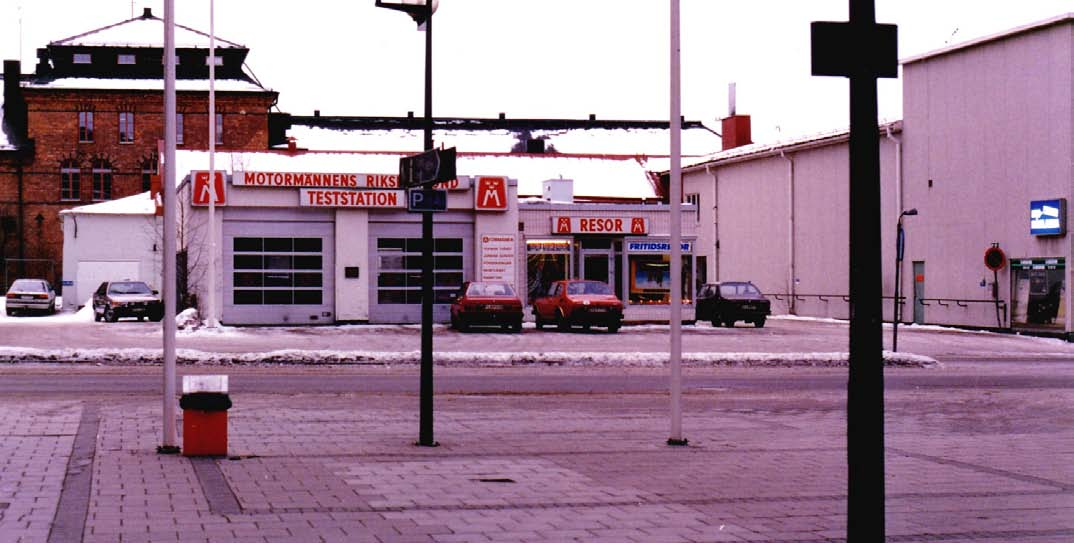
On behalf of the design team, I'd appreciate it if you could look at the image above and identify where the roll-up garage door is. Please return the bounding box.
[369,221,473,323]
[223,218,335,325]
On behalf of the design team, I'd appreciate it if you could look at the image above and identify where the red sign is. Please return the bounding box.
[551,216,649,234]
[298,189,405,208]
[234,171,470,191]
[475,176,508,211]
[192,171,226,206]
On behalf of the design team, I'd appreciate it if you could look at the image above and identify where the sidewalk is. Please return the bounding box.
[2,363,1074,543]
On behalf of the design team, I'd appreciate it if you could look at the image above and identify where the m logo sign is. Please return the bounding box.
[192,171,226,206]
[475,176,507,211]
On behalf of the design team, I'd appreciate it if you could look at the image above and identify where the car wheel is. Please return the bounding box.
[608,322,621,333]
[724,319,735,328]
[535,317,544,330]
[754,318,766,328]
[456,318,469,332]
[512,321,523,333]
[150,312,163,322]
[710,318,720,327]
[5,308,13,317]
[104,307,118,323]
[93,309,101,322]
[556,310,570,332]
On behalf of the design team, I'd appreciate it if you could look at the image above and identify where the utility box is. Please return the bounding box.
[180,375,231,457]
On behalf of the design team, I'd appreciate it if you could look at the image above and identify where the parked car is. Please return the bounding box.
[92,280,164,322]
[695,281,771,328]
[5,279,56,316]
[533,279,623,333]
[449,281,524,332]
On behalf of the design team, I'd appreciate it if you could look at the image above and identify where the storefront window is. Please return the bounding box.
[628,254,693,305]
[1011,258,1065,329]
[526,239,571,303]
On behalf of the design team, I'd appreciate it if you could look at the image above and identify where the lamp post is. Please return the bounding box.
[891,208,917,352]
[375,0,438,447]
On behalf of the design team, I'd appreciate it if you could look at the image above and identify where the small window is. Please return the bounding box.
[118,54,136,65]
[140,157,157,193]
[215,112,223,145]
[60,161,81,201]
[685,193,701,221]
[92,159,113,201]
[176,113,184,145]
[78,111,94,143]
[73,53,91,64]
[205,55,224,66]
[119,111,135,143]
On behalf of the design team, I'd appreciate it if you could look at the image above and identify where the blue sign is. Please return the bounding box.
[627,241,691,252]
[1030,199,1066,236]
[407,189,447,212]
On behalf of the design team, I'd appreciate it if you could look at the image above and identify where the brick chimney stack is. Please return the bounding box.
[721,82,752,150]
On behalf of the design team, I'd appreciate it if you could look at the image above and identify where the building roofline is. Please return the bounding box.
[681,120,902,173]
[902,13,1074,65]
[50,8,244,49]
[288,114,718,133]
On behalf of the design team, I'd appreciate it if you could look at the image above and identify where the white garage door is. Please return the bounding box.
[75,260,141,308]
[223,219,335,325]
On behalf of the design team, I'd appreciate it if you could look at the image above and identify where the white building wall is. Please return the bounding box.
[60,213,161,310]
[902,20,1074,329]
[334,209,369,321]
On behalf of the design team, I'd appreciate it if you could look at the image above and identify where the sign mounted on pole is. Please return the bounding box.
[407,189,448,212]
[399,147,456,189]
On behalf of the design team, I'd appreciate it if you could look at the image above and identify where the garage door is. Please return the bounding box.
[223,220,334,325]
[369,221,472,323]
[74,260,141,308]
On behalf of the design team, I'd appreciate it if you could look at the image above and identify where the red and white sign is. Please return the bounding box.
[192,171,226,206]
[298,188,406,208]
[475,176,508,211]
[479,234,516,284]
[551,216,648,234]
[234,171,469,191]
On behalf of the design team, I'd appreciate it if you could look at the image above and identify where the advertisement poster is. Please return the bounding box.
[480,234,516,285]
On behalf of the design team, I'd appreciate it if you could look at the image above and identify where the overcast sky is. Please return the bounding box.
[1,1,1070,143]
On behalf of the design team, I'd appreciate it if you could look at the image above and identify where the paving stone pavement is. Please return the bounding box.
[0,374,1072,542]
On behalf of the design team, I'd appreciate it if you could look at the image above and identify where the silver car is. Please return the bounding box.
[5,279,57,316]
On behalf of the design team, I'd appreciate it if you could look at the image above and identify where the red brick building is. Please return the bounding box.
[0,8,278,290]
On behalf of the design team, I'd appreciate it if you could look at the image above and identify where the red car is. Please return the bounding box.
[449,281,524,332]
[533,279,623,333]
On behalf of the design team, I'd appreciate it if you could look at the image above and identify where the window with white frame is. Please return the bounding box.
[176,113,185,145]
[685,193,701,221]
[77,110,94,143]
[118,111,135,143]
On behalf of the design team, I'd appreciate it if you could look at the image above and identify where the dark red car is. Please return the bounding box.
[449,281,524,332]
[533,279,623,333]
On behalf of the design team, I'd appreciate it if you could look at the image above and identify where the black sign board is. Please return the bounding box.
[407,189,448,212]
[399,147,456,189]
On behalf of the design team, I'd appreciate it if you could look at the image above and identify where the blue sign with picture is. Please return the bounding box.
[1030,199,1066,236]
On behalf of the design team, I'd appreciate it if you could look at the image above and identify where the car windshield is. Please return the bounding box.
[108,282,153,295]
[567,281,612,295]
[467,282,515,297]
[10,280,47,292]
[720,283,761,296]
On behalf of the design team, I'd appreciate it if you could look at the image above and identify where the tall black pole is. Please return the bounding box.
[847,0,885,539]
[892,221,903,352]
[418,0,436,447]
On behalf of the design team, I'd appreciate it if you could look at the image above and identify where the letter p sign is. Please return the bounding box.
[475,176,508,211]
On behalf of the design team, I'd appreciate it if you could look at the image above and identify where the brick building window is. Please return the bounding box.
[215,112,224,145]
[141,157,158,193]
[78,111,94,143]
[118,111,135,143]
[176,113,185,145]
[73,53,91,64]
[60,160,81,201]
[118,54,136,65]
[92,159,113,201]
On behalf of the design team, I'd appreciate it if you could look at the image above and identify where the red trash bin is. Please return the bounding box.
[180,375,231,457]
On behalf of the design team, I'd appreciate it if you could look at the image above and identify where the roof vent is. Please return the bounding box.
[498,112,506,120]
[142,7,154,18]
[542,178,573,203]
[588,113,596,121]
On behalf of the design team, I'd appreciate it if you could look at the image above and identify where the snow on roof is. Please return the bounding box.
[24,77,270,93]
[59,191,156,216]
[902,13,1074,65]
[174,150,658,200]
[281,124,721,157]
[679,120,902,173]
[51,10,243,49]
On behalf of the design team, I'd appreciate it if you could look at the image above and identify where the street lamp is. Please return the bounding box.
[375,0,438,447]
[891,208,917,352]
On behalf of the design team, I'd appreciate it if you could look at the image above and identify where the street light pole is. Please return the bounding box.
[892,208,917,352]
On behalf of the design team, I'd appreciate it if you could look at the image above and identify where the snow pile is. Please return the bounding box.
[0,347,939,368]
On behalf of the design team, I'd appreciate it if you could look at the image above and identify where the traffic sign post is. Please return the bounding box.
[407,189,447,212]
[399,147,456,189]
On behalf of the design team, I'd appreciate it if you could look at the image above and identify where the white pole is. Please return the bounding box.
[206,0,218,328]
[160,0,179,453]
[668,0,686,446]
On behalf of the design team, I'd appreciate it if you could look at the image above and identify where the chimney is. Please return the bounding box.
[526,138,545,154]
[3,60,28,145]
[142,7,154,18]
[313,109,320,117]
[498,112,506,120]
[720,82,752,150]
